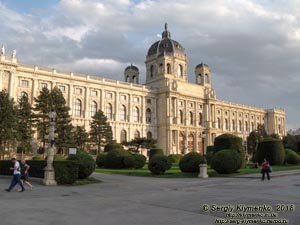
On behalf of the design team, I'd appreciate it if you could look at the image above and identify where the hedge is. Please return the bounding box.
[104,149,132,169]
[256,138,285,165]
[214,134,244,154]
[0,160,79,184]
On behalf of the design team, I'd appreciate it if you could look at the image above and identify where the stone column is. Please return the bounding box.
[43,111,57,186]
[8,72,15,99]
[0,70,3,91]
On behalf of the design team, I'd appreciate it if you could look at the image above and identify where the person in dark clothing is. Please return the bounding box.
[261,158,271,181]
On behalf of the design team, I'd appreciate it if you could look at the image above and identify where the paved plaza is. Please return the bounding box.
[0,172,299,225]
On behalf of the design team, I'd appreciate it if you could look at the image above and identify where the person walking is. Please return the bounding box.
[20,160,33,190]
[261,158,271,181]
[5,158,25,192]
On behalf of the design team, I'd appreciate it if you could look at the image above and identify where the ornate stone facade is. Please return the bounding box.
[0,25,285,154]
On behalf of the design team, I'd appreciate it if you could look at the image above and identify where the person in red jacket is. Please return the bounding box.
[261,158,271,181]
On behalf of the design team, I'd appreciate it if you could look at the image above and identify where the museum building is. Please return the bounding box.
[0,24,286,154]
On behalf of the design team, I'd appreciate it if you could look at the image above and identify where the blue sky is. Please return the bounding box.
[0,0,300,130]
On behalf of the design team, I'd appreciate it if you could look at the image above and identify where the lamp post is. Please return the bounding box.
[198,130,208,178]
[43,109,57,186]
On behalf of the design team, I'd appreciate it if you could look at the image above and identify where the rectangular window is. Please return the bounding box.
[178,101,183,106]
[21,80,29,87]
[106,92,112,99]
[133,97,139,102]
[58,85,65,92]
[91,90,97,96]
[75,88,82,94]
[40,82,47,89]
[120,95,127,101]
[146,99,151,104]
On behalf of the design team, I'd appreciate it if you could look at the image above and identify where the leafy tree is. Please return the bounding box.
[0,90,17,159]
[17,94,34,156]
[33,87,51,151]
[247,123,268,154]
[89,110,113,153]
[283,133,300,152]
[49,87,74,153]
[122,137,157,153]
[73,126,89,150]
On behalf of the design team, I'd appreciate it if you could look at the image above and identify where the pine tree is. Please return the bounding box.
[0,90,18,158]
[17,94,34,156]
[33,87,51,152]
[73,126,89,150]
[90,110,113,153]
[49,87,74,153]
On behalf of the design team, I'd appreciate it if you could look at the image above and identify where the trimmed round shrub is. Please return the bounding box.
[211,149,242,174]
[149,147,164,159]
[53,160,79,185]
[96,153,107,168]
[205,151,214,165]
[285,149,300,165]
[104,149,131,169]
[104,142,124,152]
[132,154,147,169]
[168,154,183,164]
[54,154,65,161]
[148,155,172,175]
[214,134,243,154]
[32,155,43,160]
[123,155,136,168]
[67,152,96,179]
[256,138,285,165]
[206,145,215,154]
[179,152,202,173]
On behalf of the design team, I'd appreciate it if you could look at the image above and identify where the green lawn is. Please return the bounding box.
[95,164,300,178]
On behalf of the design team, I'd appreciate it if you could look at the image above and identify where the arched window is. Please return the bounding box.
[20,91,28,98]
[132,76,136,83]
[150,65,154,78]
[245,121,249,132]
[146,108,151,123]
[74,99,82,116]
[225,119,228,130]
[133,107,139,122]
[198,74,202,84]
[120,130,127,143]
[147,131,152,140]
[159,63,163,73]
[179,110,183,124]
[189,112,193,125]
[178,64,183,77]
[278,124,281,133]
[126,76,130,82]
[167,63,171,74]
[179,132,185,154]
[238,120,242,132]
[90,101,97,117]
[119,105,126,121]
[251,122,254,131]
[134,130,140,138]
[232,120,235,131]
[105,103,112,119]
[217,118,221,129]
[198,113,203,126]
[205,74,209,83]
[188,134,194,152]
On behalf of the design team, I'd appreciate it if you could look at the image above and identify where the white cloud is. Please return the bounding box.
[1,0,300,129]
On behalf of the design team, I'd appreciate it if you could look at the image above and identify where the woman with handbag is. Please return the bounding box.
[261,158,271,181]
